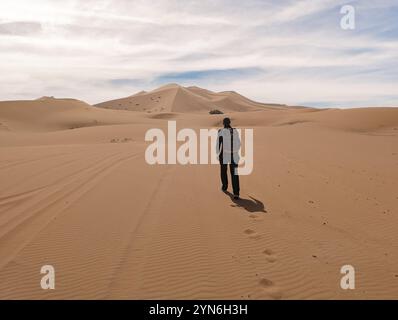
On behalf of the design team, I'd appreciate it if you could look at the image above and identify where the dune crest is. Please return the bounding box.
[94,84,289,114]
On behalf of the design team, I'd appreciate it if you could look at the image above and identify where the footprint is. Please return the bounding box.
[259,278,274,287]
[266,256,277,263]
[244,229,262,239]
[248,214,263,222]
[258,278,283,299]
[263,249,277,263]
[266,288,283,300]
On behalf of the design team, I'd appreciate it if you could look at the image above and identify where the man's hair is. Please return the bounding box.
[223,117,231,127]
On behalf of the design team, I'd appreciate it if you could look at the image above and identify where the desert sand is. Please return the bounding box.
[0,84,398,299]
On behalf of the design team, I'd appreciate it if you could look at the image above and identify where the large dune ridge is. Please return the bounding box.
[0,84,398,299]
[94,83,290,114]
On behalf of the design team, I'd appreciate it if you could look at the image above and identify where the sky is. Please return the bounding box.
[0,0,397,108]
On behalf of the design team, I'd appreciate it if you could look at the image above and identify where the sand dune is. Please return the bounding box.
[95,83,289,113]
[0,98,155,133]
[289,107,398,132]
[1,85,398,299]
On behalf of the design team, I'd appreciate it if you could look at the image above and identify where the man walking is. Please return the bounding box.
[217,117,240,199]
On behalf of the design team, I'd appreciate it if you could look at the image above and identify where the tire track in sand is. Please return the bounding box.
[0,150,142,272]
[104,165,176,298]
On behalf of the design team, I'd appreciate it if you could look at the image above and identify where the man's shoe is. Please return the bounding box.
[233,194,240,200]
[221,186,228,192]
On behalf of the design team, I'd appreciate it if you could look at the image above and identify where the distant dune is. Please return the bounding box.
[94,83,289,113]
[1,84,398,299]
[0,98,152,133]
[1,86,398,134]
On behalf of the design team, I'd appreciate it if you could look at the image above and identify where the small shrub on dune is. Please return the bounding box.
[209,109,223,115]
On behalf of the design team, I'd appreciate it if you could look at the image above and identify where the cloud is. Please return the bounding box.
[154,68,262,83]
[0,21,42,36]
[0,0,397,107]
[109,78,146,87]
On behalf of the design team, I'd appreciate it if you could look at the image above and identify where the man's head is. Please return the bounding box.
[223,117,231,128]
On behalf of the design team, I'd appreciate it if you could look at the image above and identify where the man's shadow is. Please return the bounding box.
[224,191,267,213]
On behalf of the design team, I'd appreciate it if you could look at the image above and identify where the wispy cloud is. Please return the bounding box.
[0,21,42,35]
[154,68,262,83]
[0,0,397,107]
